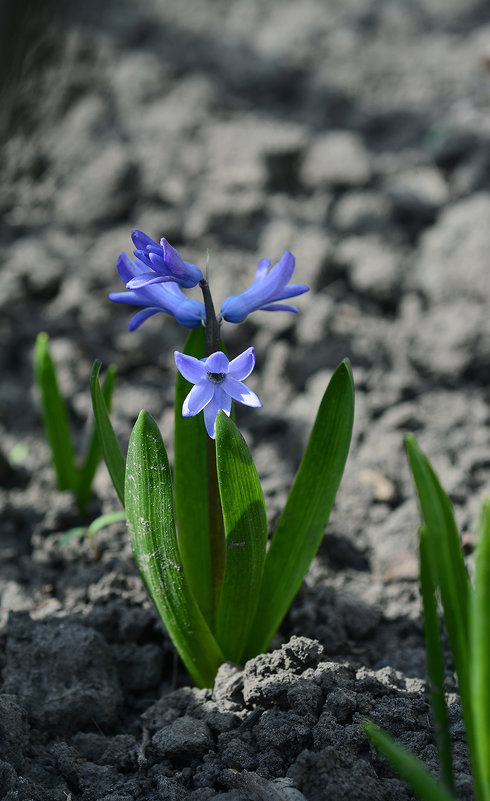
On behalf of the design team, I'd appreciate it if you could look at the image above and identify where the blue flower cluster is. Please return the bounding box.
[110,230,308,331]
[110,229,309,437]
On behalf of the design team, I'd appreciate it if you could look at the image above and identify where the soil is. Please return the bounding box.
[1,0,489,799]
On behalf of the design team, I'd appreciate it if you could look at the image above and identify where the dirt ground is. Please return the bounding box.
[1,1,489,799]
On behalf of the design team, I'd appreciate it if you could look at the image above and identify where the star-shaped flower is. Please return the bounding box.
[219,250,309,323]
[174,348,261,439]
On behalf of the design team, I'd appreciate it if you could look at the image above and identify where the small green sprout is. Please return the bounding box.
[34,331,117,515]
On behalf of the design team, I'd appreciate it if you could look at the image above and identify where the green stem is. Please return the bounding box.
[200,278,225,628]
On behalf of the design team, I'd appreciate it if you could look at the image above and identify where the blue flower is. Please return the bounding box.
[174,348,262,439]
[109,252,205,330]
[127,229,203,289]
[219,250,309,324]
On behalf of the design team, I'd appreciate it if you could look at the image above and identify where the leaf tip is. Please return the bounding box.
[90,358,103,387]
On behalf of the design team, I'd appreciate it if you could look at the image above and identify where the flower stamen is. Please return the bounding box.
[207,372,226,383]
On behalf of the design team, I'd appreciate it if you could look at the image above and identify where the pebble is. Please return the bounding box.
[385,165,449,222]
[152,715,214,759]
[55,144,138,228]
[332,190,392,233]
[335,236,402,304]
[3,614,122,736]
[413,193,490,302]
[300,131,372,190]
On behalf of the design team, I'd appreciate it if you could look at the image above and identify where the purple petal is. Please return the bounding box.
[132,248,154,269]
[271,283,309,301]
[219,296,250,324]
[223,376,262,407]
[163,282,187,298]
[171,301,206,328]
[126,273,176,289]
[131,229,160,251]
[129,308,161,331]
[148,251,172,273]
[228,347,255,380]
[109,290,140,305]
[203,386,232,439]
[259,250,295,297]
[182,380,214,416]
[260,303,298,313]
[116,252,144,283]
[175,352,207,383]
[205,351,229,373]
[182,260,204,285]
[251,258,271,284]
[160,239,186,273]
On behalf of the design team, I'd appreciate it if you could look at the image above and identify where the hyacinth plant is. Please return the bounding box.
[365,437,490,801]
[88,229,355,687]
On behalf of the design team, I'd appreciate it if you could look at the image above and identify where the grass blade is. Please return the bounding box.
[90,360,125,506]
[419,526,454,794]
[243,359,354,659]
[470,499,490,801]
[405,436,472,750]
[363,721,456,801]
[214,412,268,663]
[34,332,78,492]
[77,364,117,513]
[125,411,224,688]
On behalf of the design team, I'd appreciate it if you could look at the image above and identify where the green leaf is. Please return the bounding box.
[34,332,78,492]
[59,510,126,547]
[470,499,490,801]
[419,526,454,794]
[405,436,472,747]
[59,527,87,546]
[90,360,125,506]
[243,358,354,659]
[214,412,268,663]
[77,364,117,513]
[363,721,456,801]
[87,509,127,535]
[125,411,224,688]
[173,327,212,624]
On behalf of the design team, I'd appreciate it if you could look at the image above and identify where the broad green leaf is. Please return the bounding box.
[90,360,125,506]
[470,499,490,801]
[77,364,117,513]
[34,332,78,492]
[363,721,456,801]
[419,526,454,794]
[243,359,354,659]
[215,412,268,663]
[125,411,224,688]
[173,327,213,624]
[405,436,473,758]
